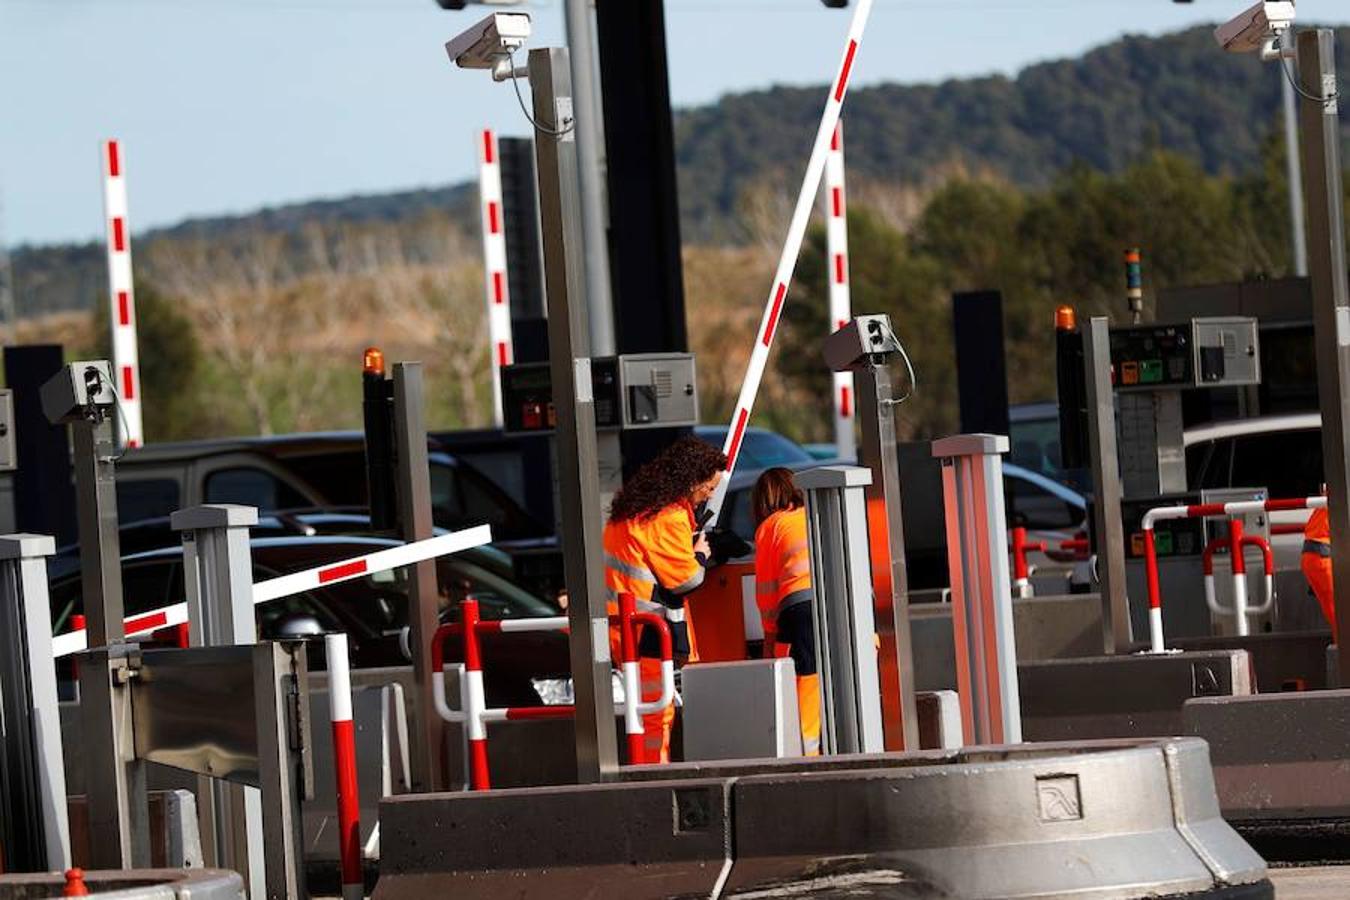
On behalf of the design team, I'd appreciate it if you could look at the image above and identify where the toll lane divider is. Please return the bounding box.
[1141,497,1324,653]
[51,524,494,659]
[707,0,875,522]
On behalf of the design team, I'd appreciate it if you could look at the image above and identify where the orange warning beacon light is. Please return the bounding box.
[362,347,385,377]
[1054,305,1077,332]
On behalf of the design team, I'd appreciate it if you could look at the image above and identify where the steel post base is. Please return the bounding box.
[375,737,1269,899]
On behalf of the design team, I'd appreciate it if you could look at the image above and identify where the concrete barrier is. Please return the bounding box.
[0,869,242,900]
[373,737,1269,900]
[1162,631,1333,692]
[911,593,1104,692]
[1020,650,1253,741]
[1185,689,1350,822]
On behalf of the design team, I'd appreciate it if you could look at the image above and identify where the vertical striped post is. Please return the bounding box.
[461,598,491,790]
[100,140,144,448]
[824,121,856,461]
[478,129,513,428]
[618,592,644,765]
[325,633,362,900]
[707,0,874,521]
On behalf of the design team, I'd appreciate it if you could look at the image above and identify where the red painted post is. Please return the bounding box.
[462,599,491,790]
[325,633,363,900]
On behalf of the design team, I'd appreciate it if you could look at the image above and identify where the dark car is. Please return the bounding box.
[48,535,570,707]
[110,432,550,542]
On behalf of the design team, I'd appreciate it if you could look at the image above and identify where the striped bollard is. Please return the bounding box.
[617,592,644,765]
[462,598,491,790]
[325,633,362,900]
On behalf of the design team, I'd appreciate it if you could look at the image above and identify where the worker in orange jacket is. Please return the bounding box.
[1302,498,1338,641]
[603,437,727,763]
[752,467,821,756]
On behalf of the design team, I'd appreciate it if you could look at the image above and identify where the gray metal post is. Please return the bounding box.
[562,0,615,357]
[1282,27,1308,277]
[933,435,1022,745]
[68,411,150,868]
[1083,317,1132,654]
[254,642,310,900]
[1296,29,1350,680]
[530,45,619,781]
[172,505,265,900]
[797,466,884,755]
[853,358,921,751]
[392,362,445,792]
[0,534,71,871]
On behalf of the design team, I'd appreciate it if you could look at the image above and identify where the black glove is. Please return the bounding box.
[705,526,752,566]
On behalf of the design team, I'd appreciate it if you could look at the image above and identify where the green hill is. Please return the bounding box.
[11,23,1348,316]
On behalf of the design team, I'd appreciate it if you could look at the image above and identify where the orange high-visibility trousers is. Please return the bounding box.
[796,673,821,756]
[639,656,674,763]
[1302,551,1337,642]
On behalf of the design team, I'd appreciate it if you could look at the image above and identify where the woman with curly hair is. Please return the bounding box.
[604,436,727,763]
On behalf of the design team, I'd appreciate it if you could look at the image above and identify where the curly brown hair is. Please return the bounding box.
[608,437,728,522]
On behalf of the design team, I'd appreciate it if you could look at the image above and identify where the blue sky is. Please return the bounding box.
[2,0,1345,247]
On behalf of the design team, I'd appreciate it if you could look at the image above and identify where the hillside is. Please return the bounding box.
[9,23,1349,317]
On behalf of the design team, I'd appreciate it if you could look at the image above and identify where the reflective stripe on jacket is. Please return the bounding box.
[603,499,704,623]
[754,507,813,619]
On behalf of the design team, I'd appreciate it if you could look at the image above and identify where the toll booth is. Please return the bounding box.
[1065,317,1273,643]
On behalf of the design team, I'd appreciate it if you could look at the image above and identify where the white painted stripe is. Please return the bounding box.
[466,670,487,741]
[705,0,874,521]
[496,617,569,633]
[622,661,643,736]
[326,633,354,722]
[1148,606,1166,654]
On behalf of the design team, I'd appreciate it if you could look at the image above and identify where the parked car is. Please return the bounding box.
[110,432,550,542]
[693,425,819,469]
[48,535,569,707]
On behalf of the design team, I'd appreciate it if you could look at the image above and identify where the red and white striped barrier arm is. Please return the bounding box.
[707,0,874,521]
[1141,497,1323,652]
[51,524,493,658]
[101,139,144,448]
[1201,527,1275,634]
[824,121,856,462]
[479,129,513,429]
[325,633,362,900]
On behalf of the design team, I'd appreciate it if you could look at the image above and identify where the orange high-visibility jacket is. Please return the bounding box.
[754,506,813,631]
[602,499,705,628]
[1302,507,1337,639]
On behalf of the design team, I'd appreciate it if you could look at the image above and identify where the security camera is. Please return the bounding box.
[444,12,531,78]
[1214,1,1296,57]
[40,361,115,425]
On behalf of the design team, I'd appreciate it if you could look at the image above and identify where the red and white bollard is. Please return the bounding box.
[460,599,491,791]
[1202,520,1276,637]
[1009,527,1046,599]
[325,633,362,900]
[618,592,644,764]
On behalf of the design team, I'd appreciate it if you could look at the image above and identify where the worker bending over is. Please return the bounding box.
[603,437,726,763]
[752,468,821,756]
[1302,495,1338,640]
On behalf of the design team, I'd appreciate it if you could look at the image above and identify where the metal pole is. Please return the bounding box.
[69,412,150,867]
[530,46,619,781]
[933,435,1022,745]
[392,363,445,792]
[853,359,920,751]
[173,505,265,900]
[1083,317,1132,654]
[1282,28,1308,277]
[562,0,615,358]
[1295,29,1350,680]
[0,534,71,871]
